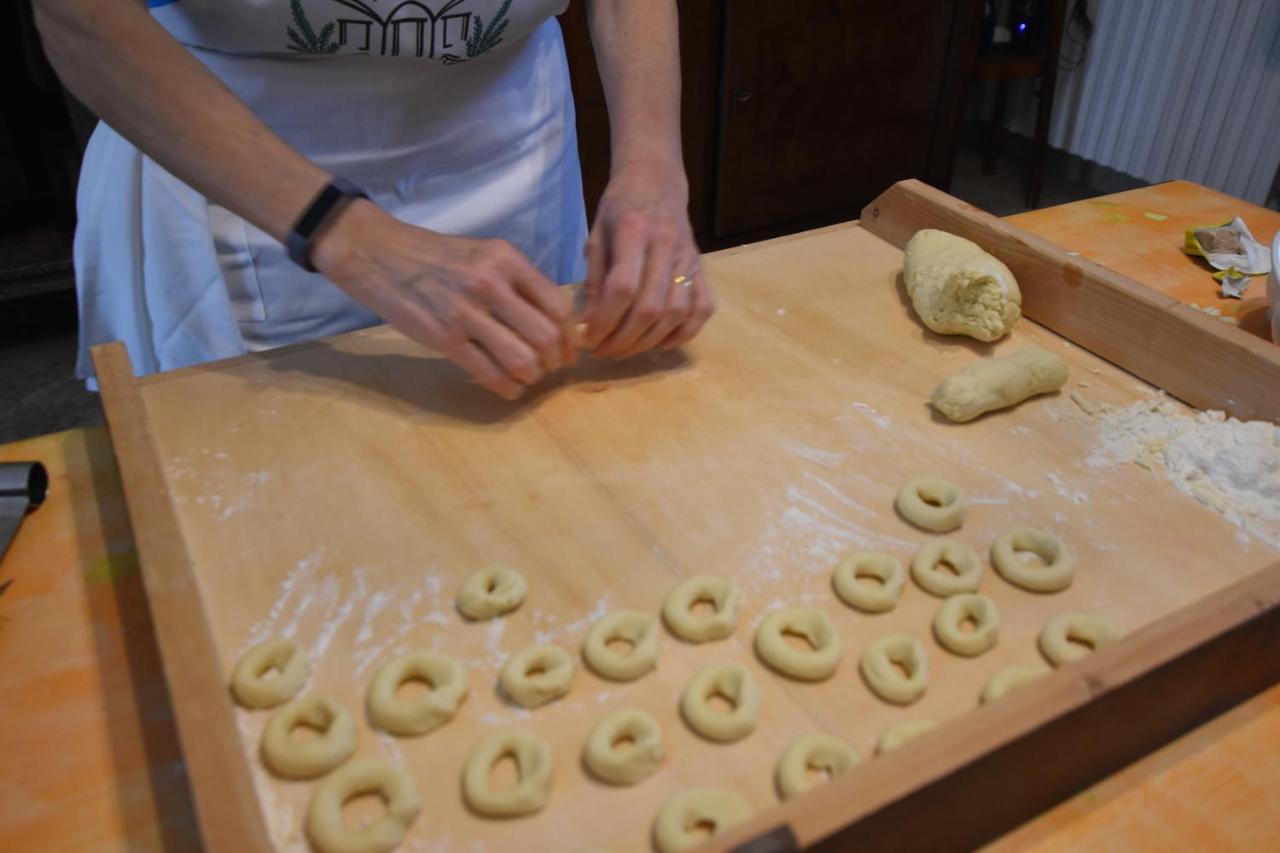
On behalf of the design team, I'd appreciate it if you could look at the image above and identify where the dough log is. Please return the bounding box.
[931,346,1069,423]
[903,229,1022,342]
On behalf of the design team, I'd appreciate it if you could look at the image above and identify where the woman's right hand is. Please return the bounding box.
[312,200,579,400]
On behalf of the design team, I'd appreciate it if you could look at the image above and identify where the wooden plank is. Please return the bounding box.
[860,179,1280,423]
[90,343,270,852]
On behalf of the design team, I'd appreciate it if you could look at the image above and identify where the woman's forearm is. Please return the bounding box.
[34,0,329,242]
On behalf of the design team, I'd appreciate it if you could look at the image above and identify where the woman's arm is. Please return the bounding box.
[583,0,715,358]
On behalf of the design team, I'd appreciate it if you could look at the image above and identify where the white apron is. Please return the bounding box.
[74,0,586,383]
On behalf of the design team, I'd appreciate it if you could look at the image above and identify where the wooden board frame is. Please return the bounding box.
[91,180,1280,852]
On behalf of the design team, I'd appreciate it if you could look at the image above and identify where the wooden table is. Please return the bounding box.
[2,181,1277,851]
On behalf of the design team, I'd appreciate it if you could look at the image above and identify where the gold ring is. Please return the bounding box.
[672,274,694,288]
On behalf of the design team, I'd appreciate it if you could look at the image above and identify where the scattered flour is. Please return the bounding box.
[850,402,892,429]
[1046,472,1089,505]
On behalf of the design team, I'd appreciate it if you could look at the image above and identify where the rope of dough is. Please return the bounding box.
[679,661,761,743]
[931,346,1068,423]
[260,696,356,779]
[499,644,574,709]
[662,574,741,642]
[860,634,928,705]
[832,552,905,613]
[895,476,966,533]
[775,732,860,800]
[875,719,938,755]
[305,758,421,853]
[461,728,553,817]
[583,708,664,785]
[932,593,1000,657]
[652,788,752,853]
[582,610,660,681]
[991,527,1075,592]
[754,607,842,681]
[456,565,527,620]
[981,664,1049,704]
[1039,612,1119,666]
[910,538,983,597]
[230,637,309,709]
[366,649,468,736]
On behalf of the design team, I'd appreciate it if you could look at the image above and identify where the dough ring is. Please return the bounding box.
[1039,612,1118,666]
[679,661,761,743]
[456,565,527,620]
[832,552,906,613]
[499,645,574,709]
[992,527,1075,592]
[366,649,468,736]
[910,539,983,597]
[981,664,1049,704]
[932,593,1000,657]
[305,757,421,853]
[261,696,356,779]
[583,708,664,785]
[652,788,752,853]
[775,732,860,800]
[895,477,966,533]
[662,574,742,642]
[461,728,553,818]
[860,635,928,705]
[754,607,842,681]
[875,719,938,755]
[583,610,660,681]
[230,637,309,709]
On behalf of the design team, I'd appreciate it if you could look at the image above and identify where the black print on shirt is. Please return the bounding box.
[287,0,514,61]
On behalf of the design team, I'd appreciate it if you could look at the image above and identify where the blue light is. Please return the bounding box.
[1017,22,1028,32]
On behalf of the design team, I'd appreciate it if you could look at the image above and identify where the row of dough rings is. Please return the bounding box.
[457,565,528,621]
[306,758,421,853]
[231,638,309,709]
[755,607,842,681]
[261,696,356,780]
[932,593,1000,657]
[1040,612,1118,666]
[896,476,967,533]
[584,708,665,785]
[679,662,761,743]
[583,610,660,681]
[462,728,554,817]
[775,733,860,800]
[662,574,742,642]
[367,649,468,736]
[499,644,574,709]
[860,635,928,705]
[911,539,983,597]
[832,552,906,613]
[992,527,1075,592]
[653,788,752,853]
[876,719,938,755]
[981,664,1049,704]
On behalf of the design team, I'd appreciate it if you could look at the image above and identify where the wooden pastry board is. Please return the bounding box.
[93,181,1280,852]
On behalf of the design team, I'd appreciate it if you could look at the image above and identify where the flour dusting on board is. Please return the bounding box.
[850,402,893,429]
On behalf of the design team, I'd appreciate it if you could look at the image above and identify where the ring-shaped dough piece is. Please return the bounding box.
[662,574,742,642]
[754,607,842,681]
[261,696,357,779]
[652,788,752,853]
[932,593,1000,657]
[832,552,906,613]
[456,565,527,620]
[992,527,1076,593]
[860,634,928,705]
[499,645,574,709]
[230,637,309,709]
[910,539,983,597]
[775,733,860,800]
[1039,612,1119,667]
[895,477,967,533]
[981,664,1049,704]
[461,728,553,818]
[583,708,664,785]
[366,649,468,736]
[305,757,422,853]
[875,719,938,755]
[679,661,761,743]
[582,610,660,681]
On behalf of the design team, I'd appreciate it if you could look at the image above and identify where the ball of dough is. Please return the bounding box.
[754,607,842,681]
[662,574,742,642]
[583,708,664,785]
[875,719,938,755]
[903,228,1022,342]
[230,637,309,709]
[583,610,660,681]
[456,565,527,620]
[1039,612,1119,666]
[679,661,761,743]
[910,539,983,597]
[895,476,966,533]
[305,757,421,853]
[981,664,1049,704]
[991,527,1075,592]
[775,732,860,800]
[366,649,468,736]
[499,644,574,709]
[832,551,906,613]
[461,728,553,818]
[652,788,752,853]
[261,696,356,780]
[931,347,1069,424]
[861,634,928,705]
[932,593,1000,657]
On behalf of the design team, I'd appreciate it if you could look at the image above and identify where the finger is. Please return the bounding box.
[487,285,565,373]
[451,340,527,400]
[504,252,580,369]
[594,230,676,357]
[584,216,647,349]
[618,269,692,358]
[659,271,717,349]
[582,230,607,324]
[462,307,544,387]
[386,302,525,400]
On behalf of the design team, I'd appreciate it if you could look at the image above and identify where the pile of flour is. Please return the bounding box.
[1086,399,1280,549]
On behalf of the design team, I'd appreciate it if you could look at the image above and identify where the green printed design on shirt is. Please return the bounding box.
[286,1,519,62]
[465,0,512,57]
[286,0,340,53]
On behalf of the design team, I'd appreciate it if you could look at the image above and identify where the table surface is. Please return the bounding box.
[2,181,1278,852]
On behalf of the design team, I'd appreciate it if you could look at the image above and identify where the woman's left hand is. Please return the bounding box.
[582,158,716,358]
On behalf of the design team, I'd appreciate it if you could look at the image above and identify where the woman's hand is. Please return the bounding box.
[313,200,579,400]
[582,158,716,358]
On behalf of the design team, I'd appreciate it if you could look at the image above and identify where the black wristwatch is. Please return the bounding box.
[285,176,369,272]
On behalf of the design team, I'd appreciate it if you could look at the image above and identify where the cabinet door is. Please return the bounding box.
[716,0,961,238]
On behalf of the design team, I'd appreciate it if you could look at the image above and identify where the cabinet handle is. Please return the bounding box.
[736,89,753,103]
